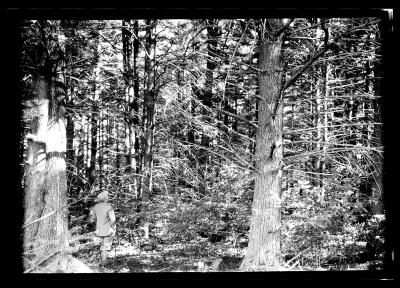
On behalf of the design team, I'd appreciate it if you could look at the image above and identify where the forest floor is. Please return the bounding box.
[70,234,380,273]
[73,238,243,273]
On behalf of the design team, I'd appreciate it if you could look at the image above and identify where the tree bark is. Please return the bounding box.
[240,22,284,271]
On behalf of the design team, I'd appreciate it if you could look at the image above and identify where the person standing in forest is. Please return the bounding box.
[89,190,117,262]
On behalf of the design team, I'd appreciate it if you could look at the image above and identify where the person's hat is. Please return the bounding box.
[96,190,109,202]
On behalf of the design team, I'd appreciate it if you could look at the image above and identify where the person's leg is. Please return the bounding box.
[100,237,107,262]
[101,250,107,261]
[101,236,113,262]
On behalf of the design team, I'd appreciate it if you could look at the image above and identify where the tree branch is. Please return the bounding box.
[283,19,380,92]
[283,44,332,91]
[284,122,382,135]
[216,108,258,130]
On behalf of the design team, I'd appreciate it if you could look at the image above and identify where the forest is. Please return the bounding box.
[14,10,395,274]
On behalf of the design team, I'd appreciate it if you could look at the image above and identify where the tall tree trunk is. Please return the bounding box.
[312,64,328,189]
[23,22,68,269]
[88,36,100,187]
[233,97,238,133]
[98,107,104,190]
[66,110,74,187]
[198,20,221,194]
[64,22,77,198]
[321,64,330,188]
[312,26,330,189]
[85,115,91,174]
[370,20,384,215]
[132,20,141,198]
[115,121,121,172]
[122,20,138,195]
[188,85,197,147]
[140,19,156,239]
[312,72,322,187]
[89,101,98,186]
[240,21,284,271]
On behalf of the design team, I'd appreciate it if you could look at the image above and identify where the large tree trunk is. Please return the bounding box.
[240,25,284,271]
[22,20,92,273]
[39,97,69,255]
[24,75,52,269]
[23,71,69,271]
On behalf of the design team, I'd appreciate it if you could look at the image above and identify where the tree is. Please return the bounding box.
[240,19,287,271]
[240,17,378,270]
[22,20,91,272]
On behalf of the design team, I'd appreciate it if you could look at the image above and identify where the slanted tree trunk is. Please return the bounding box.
[240,21,285,271]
